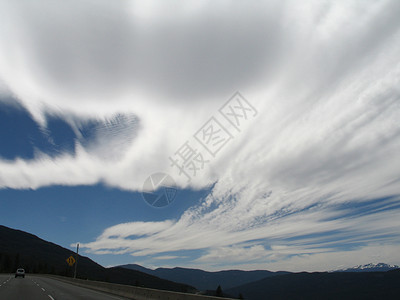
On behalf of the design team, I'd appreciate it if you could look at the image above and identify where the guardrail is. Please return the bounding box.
[39,274,235,300]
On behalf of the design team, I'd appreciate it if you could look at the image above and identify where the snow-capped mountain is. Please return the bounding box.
[334,263,399,273]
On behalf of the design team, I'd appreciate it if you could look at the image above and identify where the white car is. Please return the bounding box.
[15,268,25,278]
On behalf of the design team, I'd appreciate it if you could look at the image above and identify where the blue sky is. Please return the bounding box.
[1,0,400,272]
[0,100,211,267]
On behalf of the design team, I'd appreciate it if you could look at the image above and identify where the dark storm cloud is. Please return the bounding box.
[0,0,284,102]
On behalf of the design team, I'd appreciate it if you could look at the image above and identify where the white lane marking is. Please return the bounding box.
[48,295,55,300]
[41,288,46,291]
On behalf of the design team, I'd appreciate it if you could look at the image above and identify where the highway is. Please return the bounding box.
[0,274,129,300]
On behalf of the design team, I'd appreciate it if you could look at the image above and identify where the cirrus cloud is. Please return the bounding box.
[0,0,400,270]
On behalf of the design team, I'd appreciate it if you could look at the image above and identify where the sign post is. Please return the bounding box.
[74,243,79,279]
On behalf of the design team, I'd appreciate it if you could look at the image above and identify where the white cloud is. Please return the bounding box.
[250,243,400,272]
[79,195,400,271]
[1,0,400,270]
[153,255,183,260]
[196,245,269,264]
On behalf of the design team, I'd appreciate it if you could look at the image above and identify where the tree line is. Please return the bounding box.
[0,252,71,276]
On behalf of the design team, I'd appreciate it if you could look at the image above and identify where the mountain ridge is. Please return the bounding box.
[0,225,194,293]
[332,262,399,273]
[119,263,290,290]
[3,224,399,299]
[226,269,400,300]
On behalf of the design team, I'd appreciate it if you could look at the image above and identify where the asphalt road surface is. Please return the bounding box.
[0,274,129,300]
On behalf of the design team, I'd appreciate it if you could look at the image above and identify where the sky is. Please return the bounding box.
[0,0,400,272]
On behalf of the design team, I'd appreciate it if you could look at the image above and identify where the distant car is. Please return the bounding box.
[15,268,25,278]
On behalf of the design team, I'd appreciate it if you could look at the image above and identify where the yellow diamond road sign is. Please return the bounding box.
[66,256,76,266]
